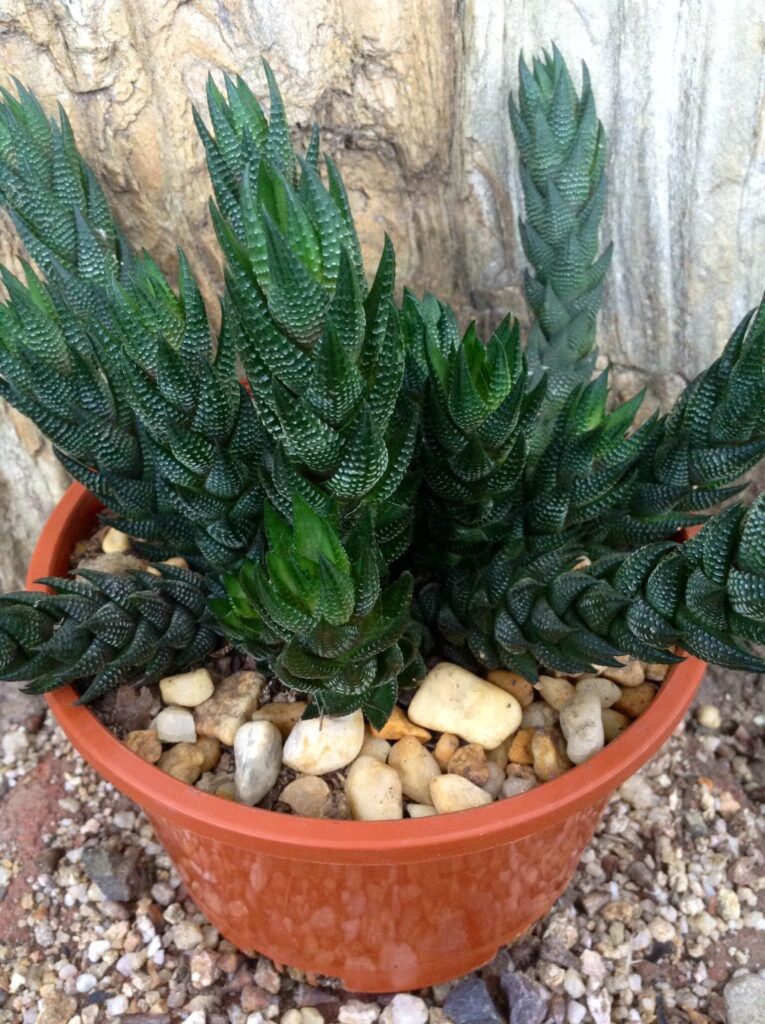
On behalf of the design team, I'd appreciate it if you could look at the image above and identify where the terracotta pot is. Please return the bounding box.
[34,483,706,992]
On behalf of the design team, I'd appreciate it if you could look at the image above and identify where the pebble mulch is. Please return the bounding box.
[1,668,763,1024]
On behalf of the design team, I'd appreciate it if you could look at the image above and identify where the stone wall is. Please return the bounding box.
[1,0,764,587]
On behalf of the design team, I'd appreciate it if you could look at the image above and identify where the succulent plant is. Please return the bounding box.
[0,565,220,703]
[509,45,611,452]
[1,50,765,725]
[213,497,423,727]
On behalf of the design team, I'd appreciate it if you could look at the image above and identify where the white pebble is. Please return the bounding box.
[619,774,656,810]
[563,967,585,999]
[182,1012,208,1024]
[152,706,196,744]
[2,728,29,764]
[559,693,605,764]
[76,972,97,993]
[115,950,146,976]
[172,920,204,950]
[580,949,606,982]
[385,994,428,1024]
[339,1001,381,1024]
[234,721,282,806]
[87,939,110,962]
[566,1001,586,1024]
[586,990,613,1024]
[283,711,365,775]
[33,922,54,947]
[106,995,129,1016]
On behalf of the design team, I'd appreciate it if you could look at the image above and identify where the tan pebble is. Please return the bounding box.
[643,661,670,682]
[147,556,191,576]
[194,670,264,746]
[602,899,636,924]
[487,670,534,707]
[346,756,403,820]
[485,735,512,769]
[196,771,236,800]
[696,704,721,729]
[649,916,676,942]
[101,527,131,553]
[537,675,576,710]
[446,743,490,786]
[407,803,438,818]
[531,729,572,782]
[279,776,331,818]
[597,658,645,687]
[388,736,442,805]
[521,702,558,730]
[433,733,460,770]
[158,742,206,784]
[252,701,307,737]
[508,727,535,765]
[301,1010,325,1024]
[163,556,189,569]
[613,683,657,719]
[408,663,522,748]
[124,729,162,764]
[370,705,431,743]
[359,732,391,763]
[602,708,631,742]
[506,763,537,782]
[575,676,621,708]
[159,668,214,708]
[429,774,493,814]
[196,736,221,772]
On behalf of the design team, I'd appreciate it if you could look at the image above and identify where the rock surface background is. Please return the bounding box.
[1,0,764,587]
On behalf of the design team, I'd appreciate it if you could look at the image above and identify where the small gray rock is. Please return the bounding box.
[724,974,765,1024]
[443,977,502,1024]
[81,844,148,902]
[500,972,549,1024]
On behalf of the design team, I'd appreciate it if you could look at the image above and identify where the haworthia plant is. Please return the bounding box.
[510,45,611,454]
[1,51,765,723]
[0,565,221,704]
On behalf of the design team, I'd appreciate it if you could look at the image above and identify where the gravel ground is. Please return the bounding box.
[1,668,763,1024]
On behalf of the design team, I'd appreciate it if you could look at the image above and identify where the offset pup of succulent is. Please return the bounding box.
[1,47,765,736]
